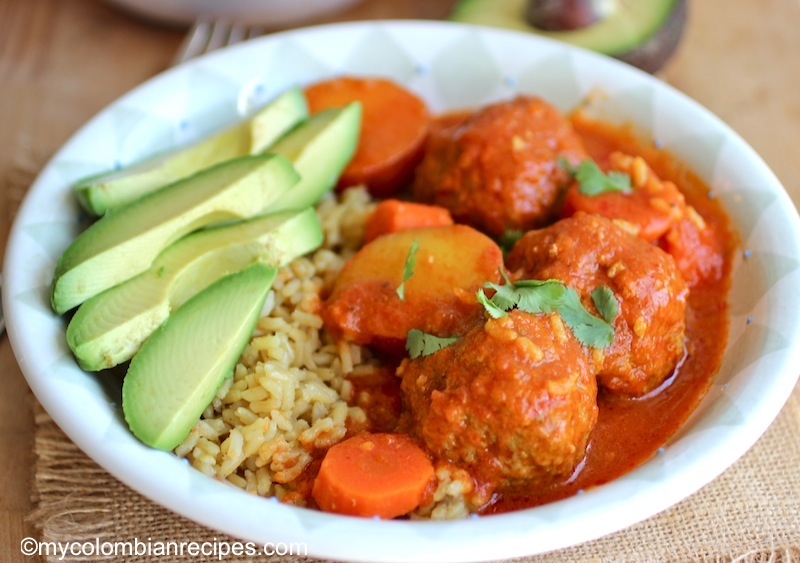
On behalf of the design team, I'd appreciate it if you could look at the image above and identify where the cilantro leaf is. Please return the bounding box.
[483,282,518,311]
[477,289,508,319]
[564,159,633,196]
[498,229,525,253]
[483,269,518,310]
[475,273,616,348]
[515,279,565,314]
[607,170,633,191]
[558,156,577,175]
[576,160,632,195]
[406,329,460,359]
[591,285,619,325]
[396,238,419,301]
[556,287,615,348]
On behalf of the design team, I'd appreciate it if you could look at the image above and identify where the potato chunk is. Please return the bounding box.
[322,225,503,353]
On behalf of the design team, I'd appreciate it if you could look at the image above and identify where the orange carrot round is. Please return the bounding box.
[304,76,430,197]
[364,199,454,243]
[312,432,434,518]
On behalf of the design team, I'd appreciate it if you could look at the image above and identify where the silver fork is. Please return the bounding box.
[172,19,264,65]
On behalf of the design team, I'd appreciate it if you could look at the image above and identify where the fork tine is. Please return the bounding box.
[172,19,213,65]
[245,26,264,40]
[226,23,248,46]
[204,19,234,53]
[172,19,263,66]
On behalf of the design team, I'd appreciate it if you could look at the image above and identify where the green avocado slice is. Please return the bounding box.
[75,86,308,216]
[268,101,362,212]
[248,87,310,154]
[52,153,299,314]
[450,0,681,58]
[122,262,275,451]
[67,207,321,372]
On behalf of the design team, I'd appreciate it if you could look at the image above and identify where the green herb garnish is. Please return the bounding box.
[406,329,460,359]
[591,285,619,325]
[555,286,616,348]
[396,238,419,301]
[478,272,619,348]
[561,157,632,196]
[498,229,525,253]
[477,288,508,319]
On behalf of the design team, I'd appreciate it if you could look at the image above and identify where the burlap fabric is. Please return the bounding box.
[27,387,800,563]
[11,143,800,563]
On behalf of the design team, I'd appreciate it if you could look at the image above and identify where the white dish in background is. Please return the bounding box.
[5,21,800,563]
[106,0,362,26]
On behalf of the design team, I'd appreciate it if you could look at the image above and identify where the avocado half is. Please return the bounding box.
[449,0,687,73]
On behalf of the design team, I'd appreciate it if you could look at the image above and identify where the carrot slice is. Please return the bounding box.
[312,432,434,518]
[364,199,454,243]
[304,76,430,197]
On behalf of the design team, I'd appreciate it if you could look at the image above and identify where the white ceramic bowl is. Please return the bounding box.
[106,0,362,27]
[5,21,800,563]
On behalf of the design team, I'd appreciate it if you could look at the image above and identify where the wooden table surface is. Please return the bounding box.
[1,0,799,560]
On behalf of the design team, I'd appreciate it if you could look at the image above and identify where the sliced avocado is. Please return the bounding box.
[75,87,308,216]
[268,102,361,212]
[249,86,309,153]
[122,262,275,451]
[52,153,298,314]
[67,207,321,371]
[449,0,686,72]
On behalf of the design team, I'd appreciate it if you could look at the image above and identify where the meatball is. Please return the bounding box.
[399,310,598,487]
[507,212,688,396]
[412,95,588,237]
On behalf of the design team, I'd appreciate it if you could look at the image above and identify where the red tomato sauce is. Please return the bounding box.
[484,114,736,512]
[337,110,735,515]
